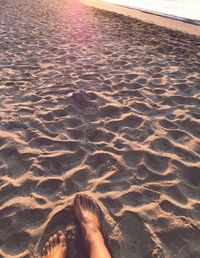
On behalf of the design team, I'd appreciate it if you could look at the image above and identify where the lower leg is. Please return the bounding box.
[84,227,111,258]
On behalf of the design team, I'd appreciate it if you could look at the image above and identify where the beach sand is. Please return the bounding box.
[81,0,200,36]
[0,0,200,257]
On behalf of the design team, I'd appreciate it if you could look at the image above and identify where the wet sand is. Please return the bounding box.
[0,0,200,257]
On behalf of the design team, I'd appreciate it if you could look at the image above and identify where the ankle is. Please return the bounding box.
[83,225,104,243]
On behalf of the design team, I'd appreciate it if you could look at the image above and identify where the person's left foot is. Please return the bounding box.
[42,231,67,258]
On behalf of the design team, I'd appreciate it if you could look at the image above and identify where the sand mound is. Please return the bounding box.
[0,0,200,257]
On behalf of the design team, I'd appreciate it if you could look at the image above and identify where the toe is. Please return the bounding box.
[57,230,63,237]
[80,194,85,208]
[58,232,66,247]
[84,195,91,209]
[82,194,90,209]
[83,194,95,212]
[42,247,46,257]
[87,195,94,211]
[57,230,64,243]
[49,237,53,250]
[75,193,81,207]
[52,234,58,247]
[45,242,50,254]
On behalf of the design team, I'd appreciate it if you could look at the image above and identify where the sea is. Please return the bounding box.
[101,0,200,25]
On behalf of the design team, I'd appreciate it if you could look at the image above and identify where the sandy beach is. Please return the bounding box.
[0,0,200,257]
[81,0,200,36]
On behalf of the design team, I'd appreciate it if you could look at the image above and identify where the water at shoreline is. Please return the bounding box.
[101,0,200,25]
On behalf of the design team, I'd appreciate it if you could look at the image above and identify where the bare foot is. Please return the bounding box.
[42,231,67,258]
[74,194,103,247]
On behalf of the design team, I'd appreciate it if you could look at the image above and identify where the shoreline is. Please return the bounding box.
[113,4,200,26]
[80,0,200,36]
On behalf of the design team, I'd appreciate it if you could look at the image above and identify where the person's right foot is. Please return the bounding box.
[74,194,102,248]
[74,193,100,233]
[74,193,112,258]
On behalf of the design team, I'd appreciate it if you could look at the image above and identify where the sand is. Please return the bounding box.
[81,0,200,36]
[0,0,200,257]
